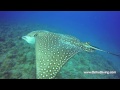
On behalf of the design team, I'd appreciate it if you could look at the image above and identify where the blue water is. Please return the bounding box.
[0,11,120,74]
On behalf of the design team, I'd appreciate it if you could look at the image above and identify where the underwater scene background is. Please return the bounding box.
[0,11,120,79]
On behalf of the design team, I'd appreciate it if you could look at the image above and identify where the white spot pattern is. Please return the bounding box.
[28,30,82,79]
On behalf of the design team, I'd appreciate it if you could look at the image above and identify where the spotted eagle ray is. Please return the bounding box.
[22,30,120,79]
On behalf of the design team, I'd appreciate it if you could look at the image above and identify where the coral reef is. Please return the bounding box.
[56,51,118,79]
